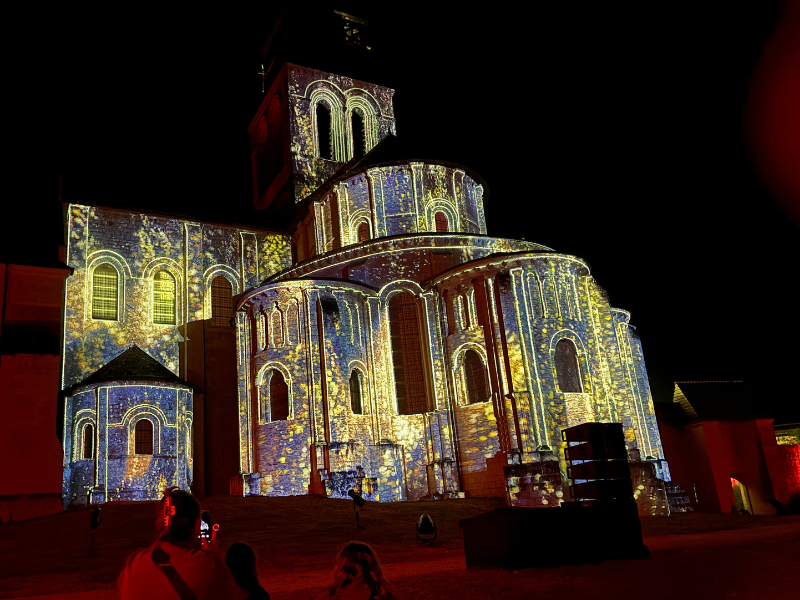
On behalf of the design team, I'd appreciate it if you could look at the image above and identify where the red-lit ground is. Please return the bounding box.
[1,496,798,599]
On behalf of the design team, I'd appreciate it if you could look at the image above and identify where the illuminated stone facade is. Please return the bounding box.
[61,208,291,505]
[61,63,667,506]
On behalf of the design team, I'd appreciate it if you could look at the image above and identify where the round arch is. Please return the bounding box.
[256,361,295,423]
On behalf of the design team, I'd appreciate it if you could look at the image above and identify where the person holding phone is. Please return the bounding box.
[118,488,246,600]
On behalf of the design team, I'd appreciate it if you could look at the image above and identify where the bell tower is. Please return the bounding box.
[248,9,396,224]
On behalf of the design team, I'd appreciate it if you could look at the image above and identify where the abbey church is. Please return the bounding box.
[58,11,667,507]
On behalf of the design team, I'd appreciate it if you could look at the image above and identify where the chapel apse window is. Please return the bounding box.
[555,339,582,393]
[211,276,234,326]
[82,424,94,459]
[351,110,366,160]
[134,419,154,455]
[153,271,176,325]
[92,264,118,320]
[389,292,428,415]
[463,350,490,404]
[350,370,364,414]
[434,212,449,233]
[270,370,289,421]
[358,222,370,242]
[316,102,333,160]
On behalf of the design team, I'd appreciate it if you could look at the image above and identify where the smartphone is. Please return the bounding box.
[199,511,211,542]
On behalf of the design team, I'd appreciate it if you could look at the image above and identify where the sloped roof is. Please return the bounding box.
[671,381,770,421]
[65,345,198,394]
[292,133,490,226]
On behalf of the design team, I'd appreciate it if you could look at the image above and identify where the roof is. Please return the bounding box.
[64,345,199,394]
[291,133,490,226]
[669,381,771,422]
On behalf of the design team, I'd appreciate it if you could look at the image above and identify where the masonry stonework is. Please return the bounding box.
[61,61,668,507]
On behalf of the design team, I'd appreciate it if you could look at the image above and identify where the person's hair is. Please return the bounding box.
[157,488,199,542]
[323,542,389,598]
[225,542,260,591]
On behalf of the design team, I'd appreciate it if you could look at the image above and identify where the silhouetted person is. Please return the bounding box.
[89,507,101,556]
[315,542,397,600]
[225,542,271,599]
[118,487,246,600]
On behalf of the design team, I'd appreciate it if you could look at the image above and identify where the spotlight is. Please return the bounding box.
[348,489,366,529]
[416,513,437,544]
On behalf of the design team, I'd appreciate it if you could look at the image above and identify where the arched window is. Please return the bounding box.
[134,419,154,455]
[153,270,176,325]
[357,222,370,242]
[350,370,363,414]
[316,102,332,160]
[211,276,233,326]
[92,264,118,320]
[389,292,428,415]
[82,424,94,459]
[463,350,489,404]
[351,109,366,160]
[434,212,449,233]
[555,339,582,393]
[270,370,289,421]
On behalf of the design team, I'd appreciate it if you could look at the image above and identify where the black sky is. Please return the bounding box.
[7,3,798,420]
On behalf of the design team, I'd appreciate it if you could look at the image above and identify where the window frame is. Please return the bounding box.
[91,263,120,321]
[463,349,490,405]
[134,418,154,455]
[554,338,584,393]
[210,275,234,327]
[388,291,430,415]
[152,270,177,325]
[350,369,364,414]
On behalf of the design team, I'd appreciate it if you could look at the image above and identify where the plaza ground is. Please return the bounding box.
[1,496,798,599]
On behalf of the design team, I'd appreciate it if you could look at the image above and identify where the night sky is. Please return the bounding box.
[7,3,799,421]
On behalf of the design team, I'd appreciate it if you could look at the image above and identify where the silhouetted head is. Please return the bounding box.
[225,542,260,590]
[326,542,387,597]
[157,488,199,542]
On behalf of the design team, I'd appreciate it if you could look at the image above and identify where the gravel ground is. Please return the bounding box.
[1,496,798,599]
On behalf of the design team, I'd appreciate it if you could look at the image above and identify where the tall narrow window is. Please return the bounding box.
[270,370,289,421]
[434,212,449,233]
[316,102,332,160]
[92,264,118,320]
[153,271,176,324]
[82,424,94,459]
[351,110,366,160]
[358,222,370,242]
[464,350,489,404]
[389,292,428,415]
[350,370,363,414]
[134,419,154,455]
[555,339,582,393]
[211,276,233,326]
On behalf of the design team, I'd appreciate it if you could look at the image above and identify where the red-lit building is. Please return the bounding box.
[656,382,791,514]
[0,261,71,522]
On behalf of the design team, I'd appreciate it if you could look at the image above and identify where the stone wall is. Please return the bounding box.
[62,381,193,506]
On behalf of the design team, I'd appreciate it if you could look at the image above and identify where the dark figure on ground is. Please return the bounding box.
[315,542,397,600]
[89,507,101,556]
[117,487,246,600]
[225,542,271,599]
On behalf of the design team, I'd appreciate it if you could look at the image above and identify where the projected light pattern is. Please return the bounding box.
[61,63,668,507]
[62,381,193,506]
[61,205,292,506]
[235,156,667,502]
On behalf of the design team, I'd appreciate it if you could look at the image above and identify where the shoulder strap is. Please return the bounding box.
[151,547,199,600]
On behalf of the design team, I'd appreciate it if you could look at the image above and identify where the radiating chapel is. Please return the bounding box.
[60,14,667,507]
